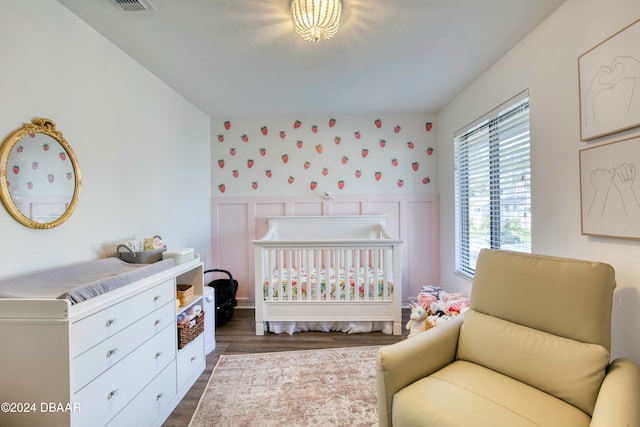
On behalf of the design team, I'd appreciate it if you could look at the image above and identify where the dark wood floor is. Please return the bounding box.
[162,307,409,427]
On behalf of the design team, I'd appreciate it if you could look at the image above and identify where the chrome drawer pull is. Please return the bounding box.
[106,348,118,358]
[107,389,120,400]
[153,295,161,302]
[190,356,197,362]
[156,392,164,401]
[105,318,116,327]
[154,319,162,326]
[155,352,162,359]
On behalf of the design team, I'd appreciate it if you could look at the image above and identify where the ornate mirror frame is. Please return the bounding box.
[0,118,82,229]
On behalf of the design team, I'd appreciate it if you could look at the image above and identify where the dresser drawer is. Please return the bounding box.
[72,302,176,392]
[72,279,175,356]
[177,334,205,390]
[105,360,177,427]
[73,324,175,427]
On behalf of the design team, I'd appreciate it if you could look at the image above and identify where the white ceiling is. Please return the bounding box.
[57,0,567,117]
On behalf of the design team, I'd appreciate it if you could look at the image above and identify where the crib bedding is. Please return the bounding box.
[263,267,393,300]
[0,257,175,304]
[268,320,393,335]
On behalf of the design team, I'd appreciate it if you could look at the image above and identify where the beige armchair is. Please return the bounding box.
[376,249,640,427]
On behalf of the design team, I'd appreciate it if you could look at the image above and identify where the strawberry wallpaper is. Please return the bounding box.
[213,113,437,196]
[6,133,75,198]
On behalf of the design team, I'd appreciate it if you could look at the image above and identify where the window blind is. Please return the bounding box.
[454,91,531,278]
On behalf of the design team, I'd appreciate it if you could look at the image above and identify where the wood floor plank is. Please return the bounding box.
[162,308,409,426]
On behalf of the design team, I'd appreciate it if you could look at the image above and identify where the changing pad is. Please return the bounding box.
[0,257,176,304]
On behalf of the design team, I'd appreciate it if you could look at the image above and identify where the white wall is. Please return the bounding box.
[0,0,211,277]
[438,0,640,363]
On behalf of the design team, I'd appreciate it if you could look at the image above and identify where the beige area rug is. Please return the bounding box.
[189,346,380,427]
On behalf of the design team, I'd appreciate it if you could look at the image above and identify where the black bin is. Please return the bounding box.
[204,269,238,327]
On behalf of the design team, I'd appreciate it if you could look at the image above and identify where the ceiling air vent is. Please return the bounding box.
[112,0,156,11]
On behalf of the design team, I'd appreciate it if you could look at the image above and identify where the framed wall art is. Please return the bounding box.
[580,135,640,240]
[578,18,640,141]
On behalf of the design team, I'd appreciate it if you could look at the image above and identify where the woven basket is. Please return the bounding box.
[176,284,194,306]
[177,312,204,349]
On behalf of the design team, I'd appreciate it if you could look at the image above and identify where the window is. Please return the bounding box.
[454,91,531,278]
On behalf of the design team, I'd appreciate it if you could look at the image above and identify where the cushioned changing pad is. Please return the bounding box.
[0,257,175,304]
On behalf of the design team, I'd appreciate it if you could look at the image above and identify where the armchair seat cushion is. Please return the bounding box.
[393,360,591,427]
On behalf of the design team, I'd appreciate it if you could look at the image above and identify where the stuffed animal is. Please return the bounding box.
[406,303,429,338]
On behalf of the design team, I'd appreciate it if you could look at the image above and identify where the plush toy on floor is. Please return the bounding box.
[406,303,429,338]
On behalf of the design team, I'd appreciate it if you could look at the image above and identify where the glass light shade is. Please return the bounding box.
[291,0,342,42]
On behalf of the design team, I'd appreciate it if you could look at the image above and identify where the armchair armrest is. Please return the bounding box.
[376,315,463,427]
[590,358,640,427]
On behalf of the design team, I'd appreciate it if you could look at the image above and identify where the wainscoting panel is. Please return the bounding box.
[210,194,439,305]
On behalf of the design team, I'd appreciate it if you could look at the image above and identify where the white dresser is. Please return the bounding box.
[0,258,208,427]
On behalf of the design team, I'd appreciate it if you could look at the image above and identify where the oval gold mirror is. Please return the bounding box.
[0,118,81,229]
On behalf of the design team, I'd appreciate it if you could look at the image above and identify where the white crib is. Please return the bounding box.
[252,215,403,336]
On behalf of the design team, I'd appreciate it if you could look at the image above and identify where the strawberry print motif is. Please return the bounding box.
[338,180,345,190]
[361,148,369,158]
[379,139,386,148]
[296,140,304,148]
[251,182,258,190]
[224,121,231,130]
[218,184,226,193]
[230,148,237,156]
[261,126,268,136]
[397,179,404,188]
[66,172,72,180]
[391,158,398,167]
[425,122,433,132]
[427,147,434,156]
[341,156,349,164]
[355,170,362,178]
[322,168,329,176]
[16,145,23,153]
[280,131,286,139]
[329,118,336,127]
[310,181,318,190]
[334,136,341,145]
[12,165,19,174]
[59,152,67,161]
[242,134,248,142]
[218,159,225,168]
[43,143,49,152]
[217,134,224,142]
[375,171,382,181]
[32,161,39,170]
[422,177,431,184]
[294,120,302,129]
[27,182,33,189]
[288,176,295,184]
[311,125,318,133]
[247,159,254,168]
[407,141,414,149]
[354,131,361,139]
[412,162,419,171]
[259,148,266,156]
[265,170,272,177]
[315,144,323,154]
[374,119,382,129]
[394,125,401,133]
[304,161,311,169]
[48,174,55,183]
[282,154,289,164]
[232,170,239,178]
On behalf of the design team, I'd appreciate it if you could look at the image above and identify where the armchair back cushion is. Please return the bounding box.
[457,249,617,416]
[457,309,610,414]
[471,249,615,348]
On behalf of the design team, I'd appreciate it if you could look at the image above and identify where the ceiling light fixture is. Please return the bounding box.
[291,0,342,42]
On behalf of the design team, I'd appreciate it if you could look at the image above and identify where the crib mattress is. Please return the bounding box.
[0,257,176,304]
[264,267,393,300]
